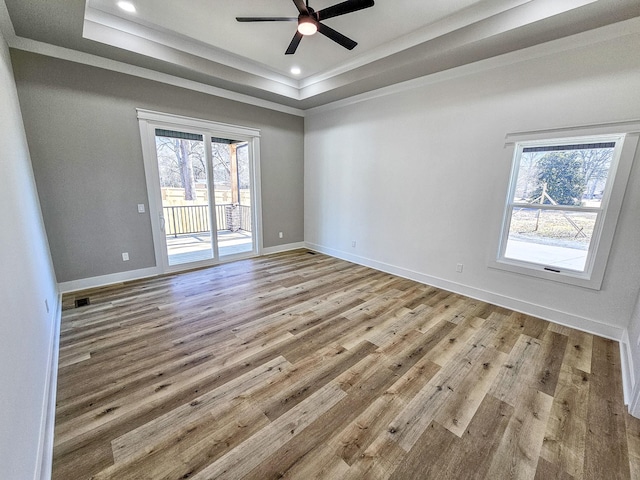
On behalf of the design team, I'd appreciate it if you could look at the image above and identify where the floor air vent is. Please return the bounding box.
[75,297,90,308]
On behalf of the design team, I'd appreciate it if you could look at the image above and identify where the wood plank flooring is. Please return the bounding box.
[54,250,638,479]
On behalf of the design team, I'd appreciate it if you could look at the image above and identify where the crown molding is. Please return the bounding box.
[82,0,598,103]
[4,0,636,115]
[84,7,300,91]
[306,16,640,116]
[83,15,301,100]
[7,35,305,117]
[297,0,598,100]
[298,0,536,90]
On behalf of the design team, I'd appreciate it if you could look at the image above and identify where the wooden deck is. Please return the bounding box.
[55,250,640,479]
[166,230,253,265]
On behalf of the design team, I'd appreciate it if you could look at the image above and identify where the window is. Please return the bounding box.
[492,122,639,289]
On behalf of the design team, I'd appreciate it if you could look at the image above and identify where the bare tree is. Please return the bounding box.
[515,151,543,200]
[155,137,205,201]
[211,141,231,187]
[155,138,248,203]
[176,139,196,200]
[577,148,612,199]
[236,143,250,190]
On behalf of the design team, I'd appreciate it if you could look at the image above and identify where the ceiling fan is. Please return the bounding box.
[236,0,375,55]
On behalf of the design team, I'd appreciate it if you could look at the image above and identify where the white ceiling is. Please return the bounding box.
[87,0,493,79]
[4,0,640,109]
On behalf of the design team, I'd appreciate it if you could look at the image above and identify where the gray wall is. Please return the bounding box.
[0,32,58,478]
[11,50,305,283]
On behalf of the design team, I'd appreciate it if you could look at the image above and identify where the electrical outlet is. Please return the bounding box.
[279,232,283,239]
[137,204,145,213]
[456,263,463,273]
[122,252,130,261]
[352,241,357,248]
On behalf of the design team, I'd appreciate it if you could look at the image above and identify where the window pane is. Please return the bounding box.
[504,208,597,271]
[154,134,213,266]
[211,138,253,256]
[513,145,614,207]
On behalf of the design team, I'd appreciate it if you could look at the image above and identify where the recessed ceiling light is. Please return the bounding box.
[290,67,301,75]
[117,1,136,13]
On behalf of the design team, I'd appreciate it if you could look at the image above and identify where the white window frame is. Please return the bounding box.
[490,121,640,290]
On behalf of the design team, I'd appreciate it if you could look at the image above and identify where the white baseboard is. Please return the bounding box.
[262,242,306,255]
[34,292,61,480]
[57,245,307,294]
[58,267,160,293]
[305,242,624,341]
[620,329,634,406]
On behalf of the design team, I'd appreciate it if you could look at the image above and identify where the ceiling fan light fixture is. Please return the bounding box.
[297,17,317,36]
[236,0,375,54]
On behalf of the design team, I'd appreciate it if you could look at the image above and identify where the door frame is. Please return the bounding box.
[137,108,263,274]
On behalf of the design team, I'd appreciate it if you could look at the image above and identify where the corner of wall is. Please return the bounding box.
[262,242,306,255]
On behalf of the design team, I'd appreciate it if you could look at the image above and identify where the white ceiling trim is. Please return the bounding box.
[85,0,536,94]
[2,0,304,115]
[82,0,597,103]
[83,16,301,100]
[306,17,640,116]
[4,0,637,118]
[85,7,299,89]
[298,0,537,89]
[297,0,599,100]
[7,35,305,116]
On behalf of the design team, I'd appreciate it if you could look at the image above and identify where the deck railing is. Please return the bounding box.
[239,205,252,233]
[163,204,251,236]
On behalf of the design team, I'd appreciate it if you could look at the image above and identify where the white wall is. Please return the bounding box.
[627,292,640,413]
[305,23,640,339]
[0,29,59,480]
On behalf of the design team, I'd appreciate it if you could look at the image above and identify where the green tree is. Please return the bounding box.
[529,151,585,206]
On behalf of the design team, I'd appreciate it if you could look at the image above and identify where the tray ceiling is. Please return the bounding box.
[3,0,640,109]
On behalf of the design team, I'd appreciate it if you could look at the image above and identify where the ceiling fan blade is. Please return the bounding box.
[236,17,297,22]
[292,0,309,15]
[317,22,357,50]
[285,31,304,55]
[316,0,374,21]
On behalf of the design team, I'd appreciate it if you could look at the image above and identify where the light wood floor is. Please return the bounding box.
[54,250,640,479]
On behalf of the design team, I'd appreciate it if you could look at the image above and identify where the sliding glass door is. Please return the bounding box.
[155,129,214,266]
[211,137,254,257]
[138,110,261,273]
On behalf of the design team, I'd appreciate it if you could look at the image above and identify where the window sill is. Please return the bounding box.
[488,258,603,290]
